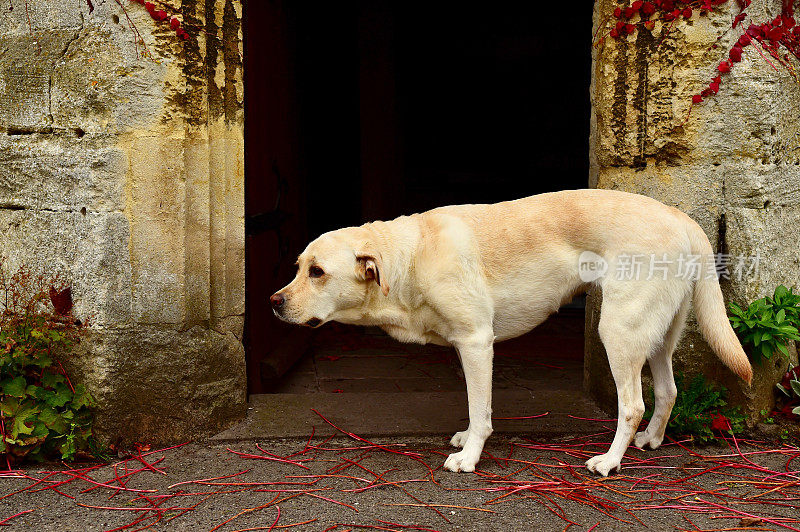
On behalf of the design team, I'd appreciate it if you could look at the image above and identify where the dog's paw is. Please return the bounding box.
[450,430,470,448]
[634,430,663,450]
[443,450,479,473]
[585,453,622,477]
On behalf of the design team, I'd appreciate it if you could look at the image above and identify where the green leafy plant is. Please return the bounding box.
[729,285,800,364]
[775,363,800,418]
[645,373,745,444]
[0,260,96,462]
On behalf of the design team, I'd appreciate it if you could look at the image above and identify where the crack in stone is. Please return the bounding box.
[0,205,123,214]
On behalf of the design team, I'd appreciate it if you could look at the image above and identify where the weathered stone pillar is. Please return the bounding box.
[587,0,800,422]
[0,0,246,444]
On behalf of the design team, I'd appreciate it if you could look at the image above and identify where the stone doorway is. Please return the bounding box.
[244,1,594,395]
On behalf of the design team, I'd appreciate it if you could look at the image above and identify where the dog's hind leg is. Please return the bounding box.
[585,279,682,477]
[634,294,691,450]
[444,330,494,472]
[585,328,647,477]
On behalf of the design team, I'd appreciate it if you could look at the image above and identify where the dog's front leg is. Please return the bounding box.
[444,331,494,473]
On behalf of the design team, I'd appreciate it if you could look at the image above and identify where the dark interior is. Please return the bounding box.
[244,1,592,393]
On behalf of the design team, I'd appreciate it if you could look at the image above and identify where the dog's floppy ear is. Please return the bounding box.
[356,252,389,296]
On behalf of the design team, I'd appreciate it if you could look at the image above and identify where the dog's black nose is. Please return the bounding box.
[270,293,285,309]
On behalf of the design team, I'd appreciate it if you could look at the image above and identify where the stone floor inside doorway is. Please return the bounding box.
[271,307,587,397]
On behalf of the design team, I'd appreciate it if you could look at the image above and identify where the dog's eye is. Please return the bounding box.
[309,266,325,278]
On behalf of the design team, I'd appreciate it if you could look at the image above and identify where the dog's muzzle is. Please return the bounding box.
[306,318,321,328]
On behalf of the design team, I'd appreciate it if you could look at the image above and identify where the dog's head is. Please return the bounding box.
[270,227,389,328]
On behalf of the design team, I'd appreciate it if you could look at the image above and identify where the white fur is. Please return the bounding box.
[273,189,752,475]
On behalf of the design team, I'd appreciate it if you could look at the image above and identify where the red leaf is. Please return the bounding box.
[783,16,796,29]
[632,0,643,10]
[170,16,181,30]
[718,61,731,73]
[662,0,674,10]
[701,87,713,97]
[711,413,731,431]
[644,20,656,30]
[780,366,800,389]
[737,33,752,46]
[641,2,656,16]
[692,94,703,103]
[616,20,626,31]
[729,46,743,62]
[713,75,721,84]
[624,7,636,19]
[625,23,636,34]
[733,12,746,27]
[767,26,784,41]
[682,7,693,18]
[154,9,168,21]
[610,28,620,38]
[614,7,622,18]
[49,287,73,316]
[144,1,155,14]
[709,81,720,94]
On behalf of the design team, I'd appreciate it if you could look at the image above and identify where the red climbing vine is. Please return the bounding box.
[111,0,190,60]
[597,0,800,113]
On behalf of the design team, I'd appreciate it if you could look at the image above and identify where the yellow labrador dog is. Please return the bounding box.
[271,189,752,476]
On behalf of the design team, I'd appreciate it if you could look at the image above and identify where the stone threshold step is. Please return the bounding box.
[210,390,611,442]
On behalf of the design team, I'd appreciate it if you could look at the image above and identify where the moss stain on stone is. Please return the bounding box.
[611,36,630,163]
[203,0,224,120]
[632,27,653,168]
[222,0,242,125]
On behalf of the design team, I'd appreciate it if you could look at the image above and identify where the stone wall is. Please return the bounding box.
[587,0,800,422]
[0,0,246,444]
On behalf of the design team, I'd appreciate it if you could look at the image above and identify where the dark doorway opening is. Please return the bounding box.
[244,1,592,393]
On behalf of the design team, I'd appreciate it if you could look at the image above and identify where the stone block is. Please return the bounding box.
[51,23,168,135]
[725,205,800,303]
[0,209,132,326]
[726,161,800,209]
[0,133,126,211]
[127,135,187,325]
[0,31,78,130]
[591,0,800,169]
[65,326,247,445]
[0,1,84,34]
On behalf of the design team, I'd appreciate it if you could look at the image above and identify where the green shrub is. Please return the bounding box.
[645,373,745,444]
[0,261,96,462]
[728,285,800,364]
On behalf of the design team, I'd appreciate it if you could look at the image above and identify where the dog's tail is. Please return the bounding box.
[687,220,753,384]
